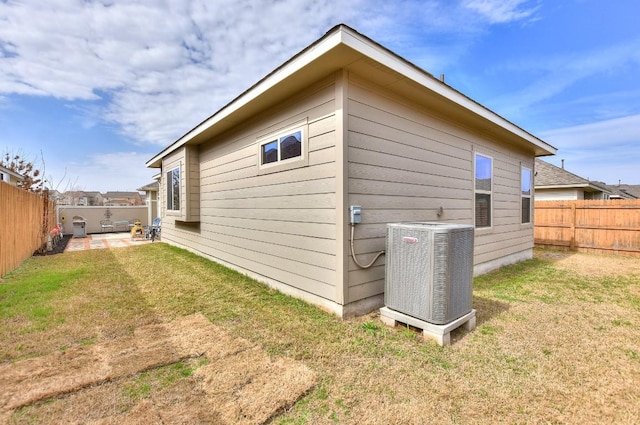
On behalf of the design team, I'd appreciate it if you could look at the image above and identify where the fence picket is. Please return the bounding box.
[535,199,640,256]
[0,182,56,277]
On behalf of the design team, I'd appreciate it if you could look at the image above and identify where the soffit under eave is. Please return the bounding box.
[199,49,356,140]
[393,85,555,157]
[535,184,595,190]
[585,185,611,193]
[145,43,358,169]
[344,57,555,157]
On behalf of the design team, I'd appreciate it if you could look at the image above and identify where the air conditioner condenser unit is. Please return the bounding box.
[384,222,474,325]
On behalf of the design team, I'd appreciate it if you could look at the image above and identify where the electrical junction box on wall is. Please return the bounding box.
[349,205,362,224]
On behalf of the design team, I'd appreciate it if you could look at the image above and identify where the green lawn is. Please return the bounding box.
[1,244,639,424]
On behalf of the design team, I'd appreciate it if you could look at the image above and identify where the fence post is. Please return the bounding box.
[570,203,576,249]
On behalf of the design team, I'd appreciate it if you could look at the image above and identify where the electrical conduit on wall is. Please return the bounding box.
[350,224,385,269]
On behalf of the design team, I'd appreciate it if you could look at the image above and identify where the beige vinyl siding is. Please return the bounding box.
[162,77,339,301]
[345,74,534,304]
[346,76,471,304]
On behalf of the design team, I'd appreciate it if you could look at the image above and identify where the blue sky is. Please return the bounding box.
[1,0,639,192]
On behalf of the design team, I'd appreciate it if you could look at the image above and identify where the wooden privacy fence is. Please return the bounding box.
[534,200,640,256]
[0,182,56,278]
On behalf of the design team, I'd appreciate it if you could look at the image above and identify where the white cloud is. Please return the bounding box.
[48,151,157,193]
[0,0,546,149]
[0,0,365,145]
[540,114,640,150]
[539,114,640,184]
[462,0,539,23]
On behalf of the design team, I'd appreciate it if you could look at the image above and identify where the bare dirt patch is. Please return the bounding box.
[536,249,640,278]
[0,314,317,424]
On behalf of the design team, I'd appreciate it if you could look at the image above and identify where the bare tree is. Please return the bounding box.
[1,149,60,253]
[1,150,45,193]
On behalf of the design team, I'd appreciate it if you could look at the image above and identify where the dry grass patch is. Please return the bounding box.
[453,300,640,423]
[537,248,640,278]
[1,244,640,424]
[1,314,316,424]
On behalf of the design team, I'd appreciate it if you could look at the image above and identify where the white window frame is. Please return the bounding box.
[521,166,532,224]
[474,153,493,229]
[259,126,305,168]
[166,166,180,211]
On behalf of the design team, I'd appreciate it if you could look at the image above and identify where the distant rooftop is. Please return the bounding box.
[615,184,640,199]
[535,159,610,193]
[137,181,159,191]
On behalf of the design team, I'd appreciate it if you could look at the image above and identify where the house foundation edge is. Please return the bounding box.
[162,241,533,319]
[473,248,532,276]
[165,240,383,319]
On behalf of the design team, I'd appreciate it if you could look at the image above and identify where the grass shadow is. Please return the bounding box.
[472,295,509,326]
[1,245,199,422]
[533,246,581,263]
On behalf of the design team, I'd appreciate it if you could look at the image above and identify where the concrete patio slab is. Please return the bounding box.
[65,233,152,252]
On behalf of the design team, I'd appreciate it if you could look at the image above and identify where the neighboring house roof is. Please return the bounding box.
[597,183,640,199]
[64,190,88,198]
[103,191,142,206]
[534,159,611,194]
[604,184,637,199]
[104,191,141,199]
[48,189,63,199]
[60,191,90,206]
[147,24,556,168]
[137,181,159,192]
[616,184,640,199]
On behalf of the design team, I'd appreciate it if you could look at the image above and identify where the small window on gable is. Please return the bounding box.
[521,166,532,224]
[259,128,303,166]
[475,153,493,228]
[166,167,180,211]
